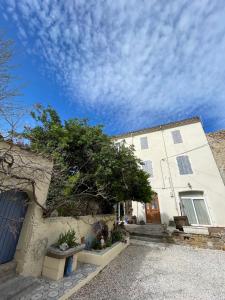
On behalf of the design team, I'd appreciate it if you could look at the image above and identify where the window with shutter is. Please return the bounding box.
[172,130,183,144]
[140,137,148,149]
[143,160,153,177]
[176,155,193,175]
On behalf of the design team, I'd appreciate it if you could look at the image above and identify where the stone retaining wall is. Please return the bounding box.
[171,229,225,251]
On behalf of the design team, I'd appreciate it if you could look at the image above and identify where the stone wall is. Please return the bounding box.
[171,228,225,251]
[207,130,225,184]
[16,214,115,277]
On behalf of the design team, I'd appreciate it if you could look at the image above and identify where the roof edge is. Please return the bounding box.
[112,116,201,139]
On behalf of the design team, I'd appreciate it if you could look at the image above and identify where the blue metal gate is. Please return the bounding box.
[0,190,28,264]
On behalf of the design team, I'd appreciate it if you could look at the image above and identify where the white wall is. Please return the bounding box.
[114,121,225,226]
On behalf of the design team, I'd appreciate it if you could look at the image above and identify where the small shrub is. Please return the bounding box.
[92,238,102,250]
[105,237,112,247]
[111,228,123,243]
[57,229,79,248]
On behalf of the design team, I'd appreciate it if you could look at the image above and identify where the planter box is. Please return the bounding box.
[47,244,85,259]
[78,239,129,267]
[174,216,189,231]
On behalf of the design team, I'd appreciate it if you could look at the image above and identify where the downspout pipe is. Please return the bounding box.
[160,126,180,215]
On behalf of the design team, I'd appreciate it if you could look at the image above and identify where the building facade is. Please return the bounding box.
[113,117,225,226]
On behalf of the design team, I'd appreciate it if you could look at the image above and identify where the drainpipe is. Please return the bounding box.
[160,126,180,215]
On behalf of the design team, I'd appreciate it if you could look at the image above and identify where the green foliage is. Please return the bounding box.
[105,237,113,247]
[91,238,102,250]
[57,229,78,248]
[23,105,153,215]
[111,226,124,243]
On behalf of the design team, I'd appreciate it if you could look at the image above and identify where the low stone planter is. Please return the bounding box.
[78,238,129,267]
[42,244,85,281]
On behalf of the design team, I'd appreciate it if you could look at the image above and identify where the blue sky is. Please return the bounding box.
[1,0,225,135]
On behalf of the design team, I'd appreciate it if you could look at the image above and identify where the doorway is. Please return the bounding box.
[0,190,28,264]
[146,193,161,224]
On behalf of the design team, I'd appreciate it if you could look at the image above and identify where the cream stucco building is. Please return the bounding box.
[114,117,225,227]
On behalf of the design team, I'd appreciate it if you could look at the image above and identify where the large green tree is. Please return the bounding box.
[24,106,152,216]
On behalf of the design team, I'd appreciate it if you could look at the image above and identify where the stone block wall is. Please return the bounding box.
[171,229,225,251]
[207,130,225,184]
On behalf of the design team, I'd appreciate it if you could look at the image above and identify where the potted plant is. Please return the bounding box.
[43,229,85,280]
[173,216,189,231]
[47,229,85,259]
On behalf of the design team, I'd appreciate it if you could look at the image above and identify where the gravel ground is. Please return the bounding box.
[70,242,225,300]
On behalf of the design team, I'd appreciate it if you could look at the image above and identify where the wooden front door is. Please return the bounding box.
[146,194,161,224]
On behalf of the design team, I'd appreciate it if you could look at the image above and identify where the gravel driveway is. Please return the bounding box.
[70,241,225,300]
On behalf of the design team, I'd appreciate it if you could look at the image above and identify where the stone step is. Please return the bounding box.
[10,278,41,300]
[0,261,17,285]
[129,231,168,239]
[130,235,169,243]
[0,269,16,285]
[130,238,170,249]
[0,261,16,277]
[0,275,41,300]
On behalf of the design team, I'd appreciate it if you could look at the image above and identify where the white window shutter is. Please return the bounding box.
[172,130,183,144]
[140,137,148,149]
[143,160,153,177]
[176,155,193,175]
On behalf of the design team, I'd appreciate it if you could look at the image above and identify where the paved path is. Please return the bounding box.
[71,241,225,300]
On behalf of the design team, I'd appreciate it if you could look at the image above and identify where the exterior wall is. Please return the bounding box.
[0,142,53,274]
[0,142,115,277]
[131,201,147,223]
[207,131,225,184]
[114,121,225,226]
[16,214,115,277]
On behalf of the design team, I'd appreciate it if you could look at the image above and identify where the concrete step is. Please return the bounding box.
[125,225,167,234]
[0,275,41,300]
[0,261,17,285]
[0,269,16,285]
[129,231,169,239]
[130,238,170,249]
[0,261,16,277]
[130,235,169,243]
[10,278,41,300]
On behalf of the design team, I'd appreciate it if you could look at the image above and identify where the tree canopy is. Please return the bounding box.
[24,106,153,216]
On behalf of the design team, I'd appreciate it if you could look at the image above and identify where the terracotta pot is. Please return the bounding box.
[174,216,189,231]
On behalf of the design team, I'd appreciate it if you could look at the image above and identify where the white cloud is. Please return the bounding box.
[2,0,225,132]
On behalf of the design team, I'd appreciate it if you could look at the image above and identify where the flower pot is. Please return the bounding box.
[174,216,189,231]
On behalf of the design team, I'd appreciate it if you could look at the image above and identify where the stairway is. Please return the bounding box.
[125,224,170,243]
[0,261,41,300]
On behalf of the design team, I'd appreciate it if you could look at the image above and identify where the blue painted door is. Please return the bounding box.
[0,190,28,264]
